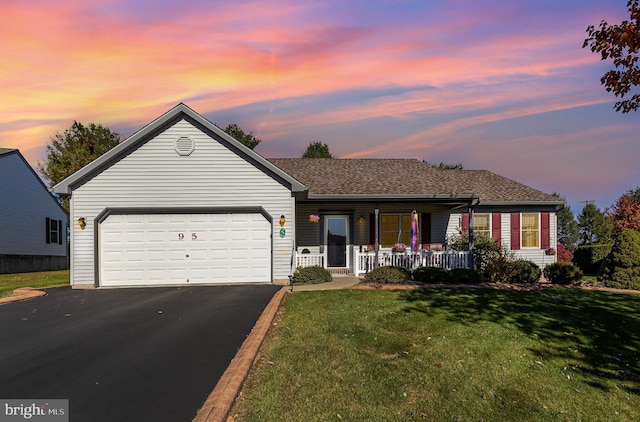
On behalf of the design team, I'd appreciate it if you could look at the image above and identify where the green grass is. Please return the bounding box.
[0,270,70,298]
[231,288,640,421]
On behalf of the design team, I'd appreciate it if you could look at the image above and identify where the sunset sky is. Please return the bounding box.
[1,0,638,213]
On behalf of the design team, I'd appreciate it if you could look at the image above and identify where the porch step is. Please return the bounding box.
[328,268,351,275]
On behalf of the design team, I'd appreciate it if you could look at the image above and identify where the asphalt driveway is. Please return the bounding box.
[0,284,280,421]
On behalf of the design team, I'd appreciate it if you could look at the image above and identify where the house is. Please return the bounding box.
[0,149,68,274]
[268,158,563,275]
[53,104,562,288]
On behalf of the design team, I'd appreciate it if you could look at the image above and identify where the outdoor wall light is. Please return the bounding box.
[279,215,286,226]
[77,218,86,230]
[358,216,366,224]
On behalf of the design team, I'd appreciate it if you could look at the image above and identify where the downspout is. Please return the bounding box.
[374,204,379,268]
[468,195,481,270]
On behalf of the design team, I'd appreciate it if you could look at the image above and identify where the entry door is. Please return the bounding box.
[326,216,349,267]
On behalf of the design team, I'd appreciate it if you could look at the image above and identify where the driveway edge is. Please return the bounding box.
[193,287,287,422]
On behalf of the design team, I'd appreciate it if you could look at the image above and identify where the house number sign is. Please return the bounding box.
[177,233,198,240]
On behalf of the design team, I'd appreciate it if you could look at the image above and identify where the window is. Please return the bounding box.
[380,214,412,247]
[521,213,539,248]
[46,218,63,245]
[474,214,490,237]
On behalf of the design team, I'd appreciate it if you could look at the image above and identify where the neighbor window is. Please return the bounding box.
[521,213,539,248]
[46,217,63,245]
[474,214,490,237]
[380,214,412,247]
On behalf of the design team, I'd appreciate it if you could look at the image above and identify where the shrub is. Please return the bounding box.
[573,244,612,273]
[600,229,640,290]
[543,262,583,285]
[292,266,332,284]
[364,266,410,284]
[510,260,542,284]
[557,243,573,262]
[484,253,517,284]
[448,233,501,279]
[412,266,451,284]
[449,268,482,284]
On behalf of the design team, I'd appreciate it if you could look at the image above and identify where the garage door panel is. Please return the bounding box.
[100,213,271,286]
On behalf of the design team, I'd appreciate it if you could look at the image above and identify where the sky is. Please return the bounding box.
[1,0,638,213]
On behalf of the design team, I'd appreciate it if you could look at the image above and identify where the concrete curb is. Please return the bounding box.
[193,287,287,422]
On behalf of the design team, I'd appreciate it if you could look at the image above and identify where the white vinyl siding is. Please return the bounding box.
[0,152,67,256]
[70,119,293,286]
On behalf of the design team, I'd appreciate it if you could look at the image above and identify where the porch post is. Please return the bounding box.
[468,200,475,270]
[374,204,379,268]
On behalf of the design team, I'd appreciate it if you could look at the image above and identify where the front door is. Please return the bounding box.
[326,216,349,267]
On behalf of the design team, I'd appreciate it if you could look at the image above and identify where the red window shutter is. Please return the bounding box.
[461,213,469,234]
[421,213,431,245]
[510,212,520,250]
[541,212,550,249]
[492,213,501,245]
[369,213,376,245]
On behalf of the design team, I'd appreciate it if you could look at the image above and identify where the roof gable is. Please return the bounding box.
[53,103,305,194]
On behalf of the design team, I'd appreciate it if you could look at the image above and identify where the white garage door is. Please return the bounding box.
[99,213,271,286]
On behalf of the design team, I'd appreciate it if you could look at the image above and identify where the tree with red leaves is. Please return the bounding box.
[607,187,640,232]
[583,0,640,113]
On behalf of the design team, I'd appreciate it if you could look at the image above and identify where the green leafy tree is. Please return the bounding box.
[583,0,640,113]
[37,121,120,210]
[423,160,464,170]
[554,193,579,251]
[577,202,614,245]
[221,123,261,149]
[302,141,333,158]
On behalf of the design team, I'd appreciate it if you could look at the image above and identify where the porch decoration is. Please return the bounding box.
[394,242,407,253]
[410,210,419,253]
[545,247,556,256]
[309,214,320,223]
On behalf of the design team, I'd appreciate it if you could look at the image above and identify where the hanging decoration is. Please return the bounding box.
[410,210,419,253]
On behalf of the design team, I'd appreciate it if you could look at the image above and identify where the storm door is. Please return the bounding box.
[325,216,349,268]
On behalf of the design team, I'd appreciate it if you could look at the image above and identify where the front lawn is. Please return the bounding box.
[0,270,69,298]
[231,288,640,421]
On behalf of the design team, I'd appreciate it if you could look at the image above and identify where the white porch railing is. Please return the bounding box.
[354,250,471,276]
[295,253,325,268]
[294,250,471,276]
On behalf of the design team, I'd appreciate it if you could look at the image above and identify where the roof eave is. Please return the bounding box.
[306,193,480,201]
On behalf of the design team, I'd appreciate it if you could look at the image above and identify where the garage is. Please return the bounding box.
[99,212,271,287]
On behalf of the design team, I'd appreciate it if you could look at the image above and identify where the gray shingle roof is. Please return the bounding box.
[268,158,561,204]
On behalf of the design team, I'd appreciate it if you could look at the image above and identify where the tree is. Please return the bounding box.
[37,121,120,210]
[302,141,333,158]
[424,161,464,170]
[583,0,640,113]
[577,202,614,245]
[607,187,640,232]
[554,193,579,251]
[221,123,261,149]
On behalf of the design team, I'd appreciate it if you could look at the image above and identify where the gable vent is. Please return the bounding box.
[175,136,195,156]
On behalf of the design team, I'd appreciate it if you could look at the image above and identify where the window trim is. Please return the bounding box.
[520,212,540,248]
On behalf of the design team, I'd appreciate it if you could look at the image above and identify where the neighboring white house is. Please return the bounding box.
[54,104,563,288]
[0,149,68,273]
